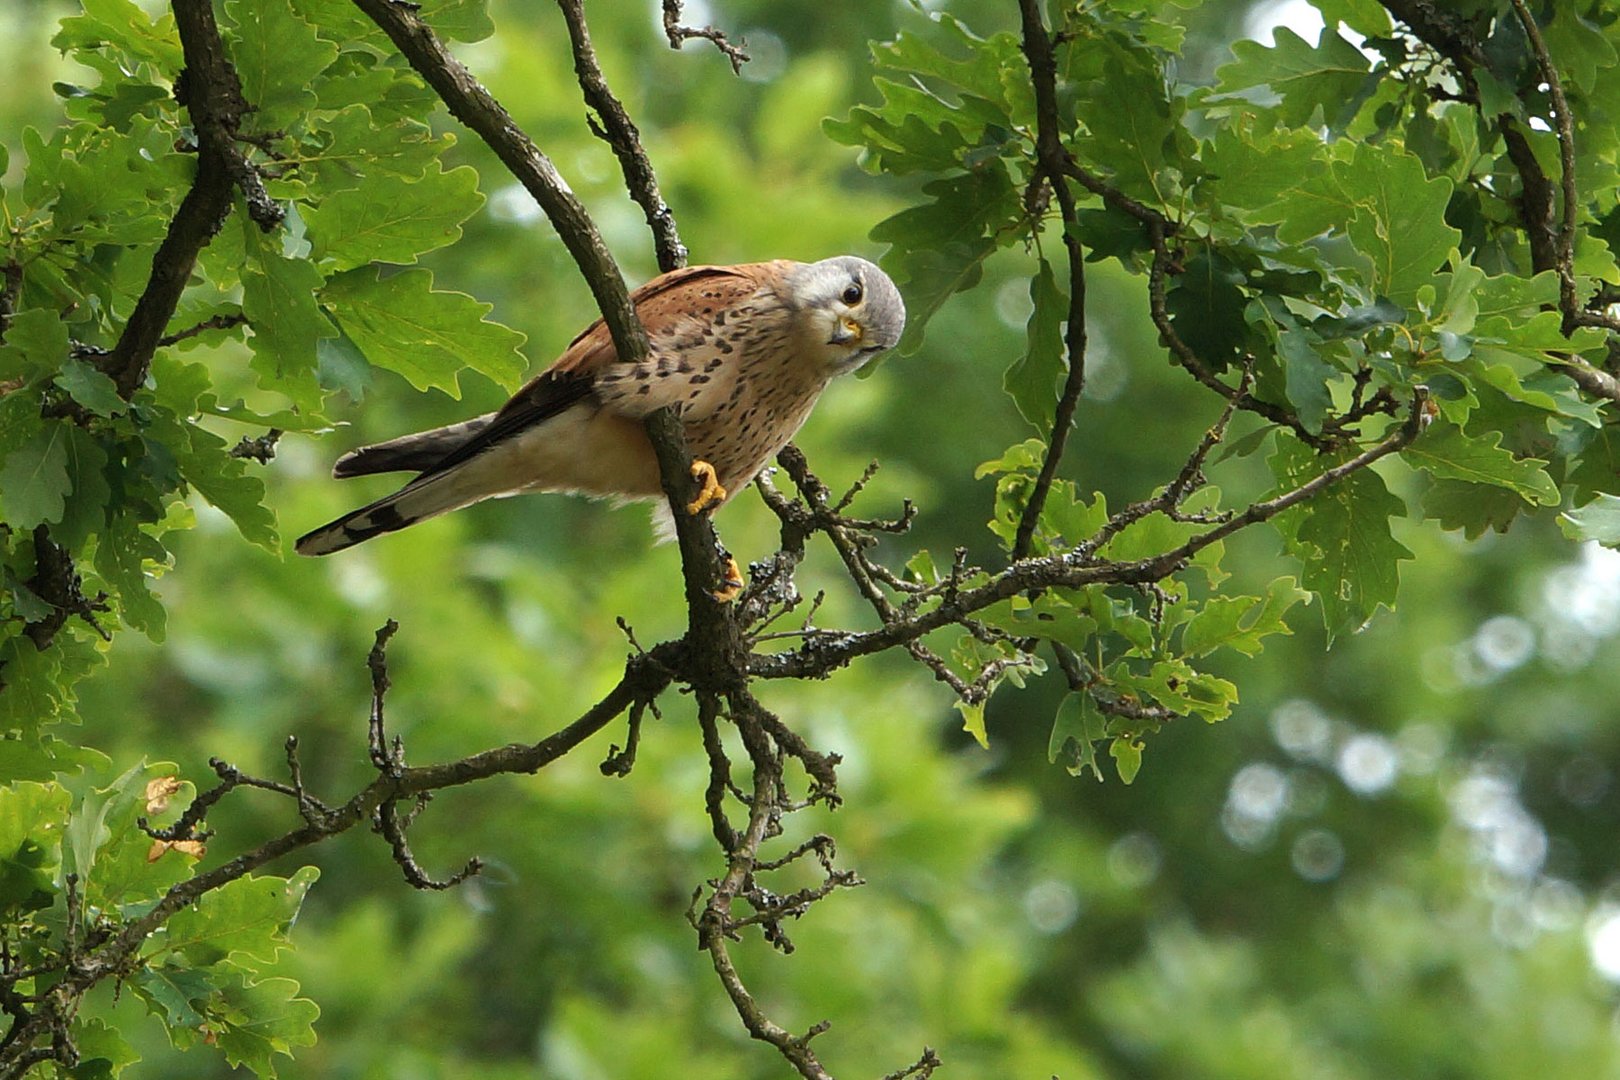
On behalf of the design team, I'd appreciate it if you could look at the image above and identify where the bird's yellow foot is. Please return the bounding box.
[686,459,727,515]
[712,556,744,603]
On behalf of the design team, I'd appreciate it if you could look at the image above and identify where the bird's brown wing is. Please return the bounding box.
[548,261,790,375]
[404,263,791,481]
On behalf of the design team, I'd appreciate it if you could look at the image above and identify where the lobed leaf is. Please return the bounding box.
[1271,436,1411,642]
[321,267,528,396]
[304,164,484,271]
[151,867,320,970]
[210,975,321,1078]
[1560,494,1620,546]
[1180,576,1310,658]
[1004,258,1067,431]
[0,422,72,530]
[1402,421,1559,506]
[1216,27,1374,130]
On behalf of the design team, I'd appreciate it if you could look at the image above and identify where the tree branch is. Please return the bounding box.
[101,0,281,399]
[556,0,687,273]
[752,391,1431,682]
[1013,0,1089,560]
[0,619,676,1075]
[1504,0,1618,335]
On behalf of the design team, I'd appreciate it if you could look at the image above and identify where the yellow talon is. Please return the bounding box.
[711,556,744,603]
[686,459,727,515]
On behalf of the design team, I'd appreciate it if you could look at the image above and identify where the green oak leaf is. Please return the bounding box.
[225,0,338,133]
[63,760,149,888]
[322,267,528,396]
[824,77,973,175]
[1073,53,1184,205]
[291,105,454,193]
[55,426,112,553]
[415,0,496,42]
[175,426,279,551]
[1129,659,1239,723]
[1004,258,1066,431]
[52,0,181,70]
[1335,143,1461,307]
[0,395,44,468]
[1180,576,1309,658]
[130,964,213,1030]
[1560,494,1620,546]
[870,162,1021,353]
[210,975,320,1078]
[871,13,1024,111]
[0,781,70,912]
[0,735,110,786]
[1311,0,1393,36]
[67,1017,141,1079]
[3,570,53,623]
[1403,421,1559,505]
[1271,435,1412,642]
[304,164,484,271]
[151,867,319,969]
[93,517,167,640]
[1110,737,1144,784]
[978,593,1098,651]
[1199,128,1326,222]
[0,640,66,737]
[1165,249,1250,365]
[955,698,988,749]
[0,308,71,382]
[1040,483,1108,547]
[1100,487,1229,588]
[241,225,334,411]
[0,422,72,529]
[1311,298,1406,339]
[1049,692,1107,781]
[1540,7,1617,93]
[1216,27,1373,129]
[54,360,127,417]
[974,439,1046,479]
[1277,326,1335,435]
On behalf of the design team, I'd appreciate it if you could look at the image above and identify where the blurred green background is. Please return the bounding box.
[7,0,1620,1075]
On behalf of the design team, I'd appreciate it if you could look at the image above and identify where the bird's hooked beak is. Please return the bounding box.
[829,316,864,346]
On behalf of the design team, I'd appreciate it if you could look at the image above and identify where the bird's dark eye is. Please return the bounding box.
[841,281,863,305]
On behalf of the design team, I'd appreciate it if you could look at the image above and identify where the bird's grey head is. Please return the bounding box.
[787,256,906,374]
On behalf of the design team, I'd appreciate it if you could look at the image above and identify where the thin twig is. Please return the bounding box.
[555,0,687,272]
[660,0,750,73]
[694,727,833,1080]
[374,796,484,890]
[155,311,246,348]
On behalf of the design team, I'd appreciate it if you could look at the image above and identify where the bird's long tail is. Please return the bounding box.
[295,469,485,556]
[330,413,495,478]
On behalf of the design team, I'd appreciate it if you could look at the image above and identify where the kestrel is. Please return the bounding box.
[295,256,905,561]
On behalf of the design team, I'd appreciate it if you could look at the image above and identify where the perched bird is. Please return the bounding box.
[295,256,906,567]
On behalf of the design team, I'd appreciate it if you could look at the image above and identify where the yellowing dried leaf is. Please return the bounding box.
[147,838,207,862]
[145,775,183,815]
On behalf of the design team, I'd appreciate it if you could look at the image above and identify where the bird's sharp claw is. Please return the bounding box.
[686,459,728,515]
[711,556,744,603]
